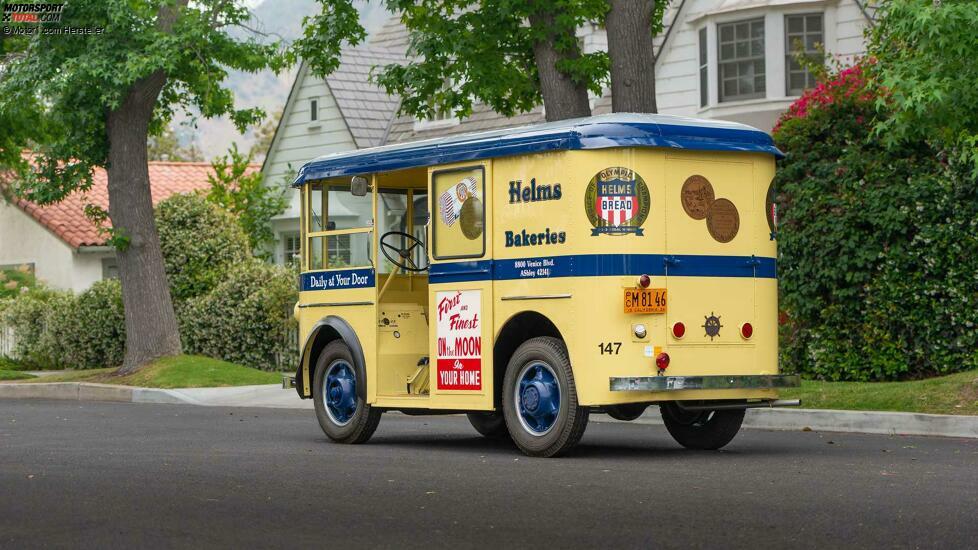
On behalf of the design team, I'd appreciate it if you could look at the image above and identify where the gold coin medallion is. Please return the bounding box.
[680,175,715,220]
[459,197,484,240]
[706,198,740,243]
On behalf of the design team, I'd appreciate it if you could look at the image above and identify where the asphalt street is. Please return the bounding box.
[1,400,976,549]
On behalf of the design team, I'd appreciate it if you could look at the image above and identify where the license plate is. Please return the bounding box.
[624,288,667,314]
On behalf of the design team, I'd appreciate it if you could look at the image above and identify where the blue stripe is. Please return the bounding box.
[300,268,375,292]
[302,255,776,290]
[293,116,782,184]
[430,254,776,284]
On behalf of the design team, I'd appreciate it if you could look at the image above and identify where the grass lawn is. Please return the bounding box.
[19,355,281,389]
[781,369,978,416]
[0,369,36,381]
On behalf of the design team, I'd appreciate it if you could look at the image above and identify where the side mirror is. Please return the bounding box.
[351,176,369,197]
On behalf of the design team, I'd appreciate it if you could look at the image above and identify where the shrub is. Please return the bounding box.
[156,193,251,302]
[62,279,126,369]
[0,288,74,369]
[774,61,978,381]
[180,260,297,371]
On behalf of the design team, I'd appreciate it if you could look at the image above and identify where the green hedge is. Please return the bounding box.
[1,194,294,371]
[156,193,250,302]
[180,260,297,371]
[0,281,124,370]
[774,63,978,381]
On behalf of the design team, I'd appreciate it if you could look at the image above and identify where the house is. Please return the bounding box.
[262,1,876,264]
[0,162,227,292]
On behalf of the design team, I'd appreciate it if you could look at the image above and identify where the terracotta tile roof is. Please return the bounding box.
[9,161,258,249]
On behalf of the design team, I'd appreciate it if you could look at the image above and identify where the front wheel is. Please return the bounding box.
[659,402,744,450]
[312,340,382,444]
[502,337,589,457]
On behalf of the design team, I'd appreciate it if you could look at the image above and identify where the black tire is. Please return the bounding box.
[659,402,745,450]
[312,340,382,444]
[604,403,649,421]
[502,337,589,457]
[466,411,510,439]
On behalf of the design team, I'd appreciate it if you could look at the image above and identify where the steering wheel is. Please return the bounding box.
[380,231,429,272]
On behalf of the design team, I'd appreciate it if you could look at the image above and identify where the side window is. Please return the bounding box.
[304,181,372,271]
[432,166,485,260]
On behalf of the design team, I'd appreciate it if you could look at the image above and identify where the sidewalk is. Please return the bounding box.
[2,381,977,439]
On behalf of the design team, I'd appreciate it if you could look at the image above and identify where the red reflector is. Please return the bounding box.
[655,352,670,370]
[741,322,754,339]
[672,322,685,339]
[638,274,651,288]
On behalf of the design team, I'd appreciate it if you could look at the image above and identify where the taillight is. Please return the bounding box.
[672,322,685,339]
[655,352,670,370]
[741,322,754,339]
[637,274,651,288]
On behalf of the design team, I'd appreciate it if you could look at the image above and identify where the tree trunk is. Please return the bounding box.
[107,70,183,374]
[606,0,658,113]
[528,11,592,121]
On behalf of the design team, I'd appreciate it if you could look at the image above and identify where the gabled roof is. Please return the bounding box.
[294,113,781,183]
[326,47,406,149]
[7,162,254,249]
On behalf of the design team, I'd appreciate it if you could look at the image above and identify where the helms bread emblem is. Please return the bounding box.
[584,166,651,236]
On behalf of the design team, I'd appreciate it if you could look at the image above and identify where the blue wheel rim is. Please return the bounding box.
[323,360,357,426]
[515,361,561,436]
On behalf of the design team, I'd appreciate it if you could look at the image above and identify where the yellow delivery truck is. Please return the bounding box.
[286,113,799,457]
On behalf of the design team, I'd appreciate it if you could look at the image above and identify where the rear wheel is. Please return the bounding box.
[466,411,509,439]
[502,337,588,457]
[604,403,648,421]
[312,340,381,444]
[659,402,744,450]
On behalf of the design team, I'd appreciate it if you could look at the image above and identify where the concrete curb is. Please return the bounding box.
[3,382,977,439]
[591,406,978,439]
[0,382,199,406]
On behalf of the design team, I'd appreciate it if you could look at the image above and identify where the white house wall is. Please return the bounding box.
[262,62,358,263]
[0,201,108,292]
[655,0,870,132]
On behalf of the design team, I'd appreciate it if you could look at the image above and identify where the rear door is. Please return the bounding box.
[664,155,755,351]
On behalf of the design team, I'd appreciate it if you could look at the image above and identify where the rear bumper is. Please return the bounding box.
[609,374,800,392]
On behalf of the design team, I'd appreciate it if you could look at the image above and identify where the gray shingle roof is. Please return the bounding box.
[325,47,405,148]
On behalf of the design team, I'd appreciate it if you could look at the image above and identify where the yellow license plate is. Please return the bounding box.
[624,288,667,314]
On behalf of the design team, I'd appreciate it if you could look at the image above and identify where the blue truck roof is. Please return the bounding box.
[292,113,783,186]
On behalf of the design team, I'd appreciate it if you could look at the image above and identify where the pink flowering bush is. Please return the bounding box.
[772,60,978,381]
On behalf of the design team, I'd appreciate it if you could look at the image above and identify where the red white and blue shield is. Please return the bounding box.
[596,177,636,227]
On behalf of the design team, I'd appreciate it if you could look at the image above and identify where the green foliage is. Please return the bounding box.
[774,62,978,381]
[155,193,250,302]
[868,0,978,169]
[62,280,126,370]
[367,0,610,119]
[0,288,75,369]
[179,260,297,371]
[0,268,37,299]
[206,144,288,257]
[0,0,291,204]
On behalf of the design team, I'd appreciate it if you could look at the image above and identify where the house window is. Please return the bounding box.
[328,234,351,266]
[698,27,708,107]
[718,18,765,102]
[101,257,118,280]
[309,98,318,122]
[282,232,301,266]
[785,14,823,96]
